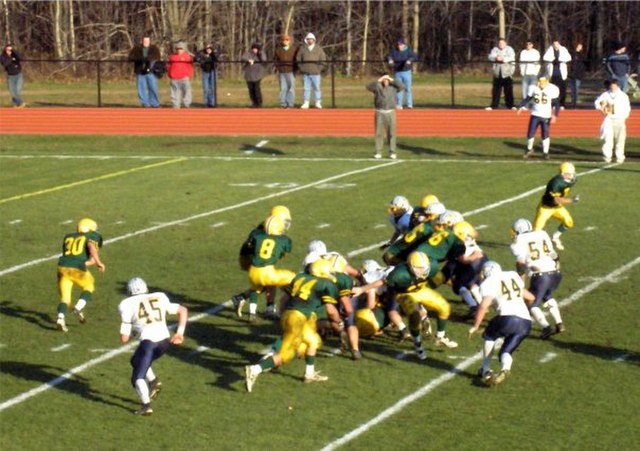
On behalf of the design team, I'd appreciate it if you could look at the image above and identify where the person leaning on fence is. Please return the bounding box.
[242,42,267,108]
[367,74,405,160]
[296,32,326,109]
[519,40,541,100]
[543,40,572,109]
[0,43,25,108]
[569,42,587,108]
[195,43,219,107]
[128,35,162,108]
[387,37,417,109]
[486,38,516,110]
[167,41,193,109]
[605,42,631,93]
[274,34,297,108]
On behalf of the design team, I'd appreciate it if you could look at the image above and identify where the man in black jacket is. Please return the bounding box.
[0,43,25,107]
[569,42,587,108]
[128,35,162,107]
[195,43,218,107]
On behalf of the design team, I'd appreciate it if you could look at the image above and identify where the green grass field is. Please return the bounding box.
[0,135,639,450]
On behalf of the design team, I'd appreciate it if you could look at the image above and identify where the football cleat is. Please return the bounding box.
[72,308,86,324]
[351,350,362,361]
[248,313,257,323]
[134,403,153,416]
[421,317,433,337]
[479,369,494,386]
[492,369,510,385]
[373,153,382,160]
[232,294,246,318]
[435,336,459,349]
[389,152,397,160]
[149,379,162,400]
[304,371,329,383]
[540,326,554,340]
[416,349,428,361]
[556,323,566,334]
[523,149,534,159]
[56,317,68,332]
[399,328,412,342]
[552,233,564,251]
[245,366,258,393]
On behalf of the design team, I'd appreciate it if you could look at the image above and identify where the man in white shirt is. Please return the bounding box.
[519,40,541,100]
[118,277,188,416]
[543,40,572,109]
[487,38,516,110]
[594,79,632,163]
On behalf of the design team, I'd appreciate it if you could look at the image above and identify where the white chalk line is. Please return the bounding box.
[320,254,640,451]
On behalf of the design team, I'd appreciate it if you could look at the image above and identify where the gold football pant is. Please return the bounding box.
[279,310,321,364]
[248,265,296,293]
[398,287,451,320]
[533,203,574,231]
[57,267,95,306]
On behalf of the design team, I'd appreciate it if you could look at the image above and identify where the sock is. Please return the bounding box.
[544,299,563,324]
[482,339,496,371]
[249,291,258,305]
[558,224,568,234]
[57,303,68,315]
[526,138,534,150]
[436,330,445,339]
[79,291,92,303]
[145,367,156,382]
[304,356,316,377]
[542,138,550,154]
[530,306,550,328]
[249,302,258,315]
[135,379,150,404]
[460,287,478,307]
[412,333,424,354]
[436,318,447,333]
[500,352,513,372]
[74,298,87,312]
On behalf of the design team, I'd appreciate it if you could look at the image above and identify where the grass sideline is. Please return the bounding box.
[0,135,638,450]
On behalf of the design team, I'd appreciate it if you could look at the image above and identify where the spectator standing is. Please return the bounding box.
[241,42,267,108]
[0,43,25,107]
[273,34,296,108]
[569,42,587,108]
[296,32,326,109]
[487,38,516,110]
[195,43,218,107]
[387,38,417,109]
[167,41,193,108]
[128,35,162,108]
[543,40,572,109]
[605,43,631,92]
[594,79,631,164]
[518,40,541,100]
[366,74,405,159]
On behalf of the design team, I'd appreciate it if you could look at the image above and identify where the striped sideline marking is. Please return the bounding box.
[0,162,398,277]
[320,255,640,451]
[0,158,187,205]
[0,163,621,411]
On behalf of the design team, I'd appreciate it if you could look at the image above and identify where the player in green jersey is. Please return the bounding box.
[244,259,341,392]
[533,162,580,250]
[56,218,105,332]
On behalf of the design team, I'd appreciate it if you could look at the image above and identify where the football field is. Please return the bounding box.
[0,135,638,450]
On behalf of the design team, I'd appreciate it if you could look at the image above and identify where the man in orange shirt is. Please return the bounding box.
[167,41,193,108]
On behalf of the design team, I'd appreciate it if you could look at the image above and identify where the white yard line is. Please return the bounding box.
[319,254,640,451]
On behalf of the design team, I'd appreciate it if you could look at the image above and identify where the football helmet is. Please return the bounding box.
[407,251,430,279]
[445,210,464,226]
[453,220,478,241]
[309,258,336,281]
[419,194,439,209]
[435,211,458,230]
[127,277,148,295]
[511,218,533,238]
[480,261,502,280]
[362,259,383,275]
[424,201,446,221]
[324,252,348,274]
[559,162,576,182]
[270,205,291,230]
[264,215,286,236]
[307,239,327,255]
[537,76,549,88]
[387,195,411,216]
[77,218,98,233]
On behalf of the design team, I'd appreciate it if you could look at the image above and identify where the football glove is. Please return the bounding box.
[572,194,580,204]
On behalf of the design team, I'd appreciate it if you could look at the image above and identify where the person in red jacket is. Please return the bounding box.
[167,41,193,108]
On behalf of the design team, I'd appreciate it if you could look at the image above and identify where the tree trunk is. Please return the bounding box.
[54,0,63,58]
[361,0,370,74]
[495,0,505,39]
[402,0,409,39]
[69,0,76,72]
[2,0,11,44]
[284,1,295,36]
[345,0,352,76]
[467,0,473,62]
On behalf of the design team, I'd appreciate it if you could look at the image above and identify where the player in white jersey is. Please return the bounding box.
[510,218,565,339]
[518,76,560,159]
[468,261,534,386]
[594,78,631,163]
[118,277,188,416]
[381,195,414,249]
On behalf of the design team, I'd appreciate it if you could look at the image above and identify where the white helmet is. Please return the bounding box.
[480,261,502,280]
[307,239,327,255]
[512,218,532,236]
[127,277,148,295]
[425,201,446,218]
[388,195,411,216]
[362,259,383,275]
[446,210,464,226]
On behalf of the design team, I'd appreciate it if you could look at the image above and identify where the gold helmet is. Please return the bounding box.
[264,215,286,236]
[419,194,439,209]
[407,251,430,279]
[270,205,291,230]
[77,218,98,233]
[453,220,478,241]
[559,162,576,182]
[309,258,336,282]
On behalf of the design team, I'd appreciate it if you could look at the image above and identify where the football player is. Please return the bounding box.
[55,218,105,332]
[380,195,414,250]
[468,261,534,386]
[451,220,489,317]
[510,218,565,338]
[118,277,188,415]
[517,76,560,159]
[353,259,395,338]
[244,259,341,392]
[533,162,580,250]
